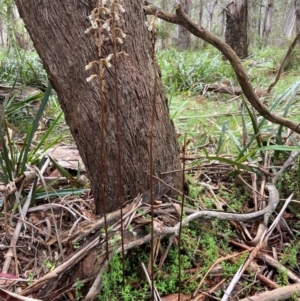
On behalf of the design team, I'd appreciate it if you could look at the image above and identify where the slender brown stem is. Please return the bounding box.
[268,29,300,93]
[149,22,157,301]
[99,61,109,260]
[111,1,125,286]
[95,11,109,261]
[177,134,186,299]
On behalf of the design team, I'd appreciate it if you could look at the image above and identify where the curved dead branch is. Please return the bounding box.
[143,2,300,134]
[246,183,279,246]
[267,30,300,93]
[238,282,300,301]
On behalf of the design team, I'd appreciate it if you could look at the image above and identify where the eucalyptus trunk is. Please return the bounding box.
[15,0,182,214]
[282,1,295,37]
[177,0,192,49]
[225,0,248,59]
[295,0,300,42]
[262,0,274,45]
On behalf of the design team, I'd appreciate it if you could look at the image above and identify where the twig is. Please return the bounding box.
[19,185,287,296]
[61,198,92,221]
[193,249,251,296]
[7,213,56,240]
[20,235,99,296]
[31,166,65,261]
[272,151,300,184]
[228,239,300,283]
[124,194,143,228]
[248,262,279,289]
[221,192,293,301]
[238,282,300,301]
[85,260,110,301]
[267,30,300,93]
[141,262,161,301]
[1,184,35,275]
[178,133,187,298]
[257,252,300,283]
[0,288,43,301]
[110,2,126,286]
[158,235,174,268]
[151,174,199,204]
[25,203,78,219]
[196,278,226,301]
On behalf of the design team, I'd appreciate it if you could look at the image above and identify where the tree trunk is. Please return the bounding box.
[258,4,262,36]
[15,0,182,214]
[295,0,300,42]
[0,16,5,47]
[225,0,248,59]
[177,0,192,49]
[262,0,274,46]
[282,1,295,37]
[194,0,204,49]
[206,0,218,32]
[161,0,169,49]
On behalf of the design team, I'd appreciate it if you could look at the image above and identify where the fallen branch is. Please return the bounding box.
[143,2,300,134]
[267,30,300,93]
[204,83,243,96]
[238,283,300,301]
[221,192,293,301]
[229,239,300,284]
[20,182,282,298]
[1,183,35,279]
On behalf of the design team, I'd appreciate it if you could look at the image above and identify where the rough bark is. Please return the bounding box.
[15,0,182,214]
[177,0,191,49]
[194,0,204,49]
[160,0,168,49]
[258,4,262,36]
[262,0,274,45]
[225,0,248,59]
[295,0,300,42]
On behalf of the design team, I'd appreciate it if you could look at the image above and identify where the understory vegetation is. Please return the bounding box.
[1,43,300,300]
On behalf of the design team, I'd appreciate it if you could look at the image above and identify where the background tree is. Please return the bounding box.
[262,0,274,45]
[206,0,218,32]
[160,0,169,48]
[282,0,296,37]
[295,0,300,41]
[194,0,204,49]
[177,0,192,49]
[0,0,29,48]
[14,0,182,214]
[225,0,248,59]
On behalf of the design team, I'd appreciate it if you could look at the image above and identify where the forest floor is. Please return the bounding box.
[1,46,300,301]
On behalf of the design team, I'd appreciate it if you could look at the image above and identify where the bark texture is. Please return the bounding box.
[225,0,248,59]
[15,0,182,214]
[177,0,191,49]
[295,0,300,41]
[262,0,274,45]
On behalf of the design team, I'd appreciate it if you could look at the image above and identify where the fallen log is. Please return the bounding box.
[204,83,243,96]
